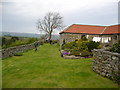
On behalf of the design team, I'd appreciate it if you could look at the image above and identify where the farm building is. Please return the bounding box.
[59,24,120,47]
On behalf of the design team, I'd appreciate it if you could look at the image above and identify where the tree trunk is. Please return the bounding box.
[49,32,52,41]
[48,32,52,44]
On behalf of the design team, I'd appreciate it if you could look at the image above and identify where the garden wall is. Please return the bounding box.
[0,41,43,59]
[92,49,120,83]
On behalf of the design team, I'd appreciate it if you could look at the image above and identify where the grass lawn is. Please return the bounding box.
[2,44,118,88]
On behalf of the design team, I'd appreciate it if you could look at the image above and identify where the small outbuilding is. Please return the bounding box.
[59,24,120,47]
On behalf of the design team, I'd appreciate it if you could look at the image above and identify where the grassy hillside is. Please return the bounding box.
[1,36,38,49]
[2,44,118,88]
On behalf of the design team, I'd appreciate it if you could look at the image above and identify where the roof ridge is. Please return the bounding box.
[100,26,108,34]
[108,24,120,27]
[73,24,106,27]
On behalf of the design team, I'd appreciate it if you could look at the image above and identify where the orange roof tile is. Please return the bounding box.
[102,25,120,34]
[59,24,120,34]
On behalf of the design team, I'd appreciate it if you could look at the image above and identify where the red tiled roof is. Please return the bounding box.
[59,24,120,34]
[103,25,120,34]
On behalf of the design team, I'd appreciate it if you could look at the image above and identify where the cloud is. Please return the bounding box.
[2,0,119,18]
[2,0,119,34]
[0,3,2,32]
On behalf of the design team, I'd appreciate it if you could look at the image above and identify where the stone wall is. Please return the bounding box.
[92,49,120,83]
[1,41,43,59]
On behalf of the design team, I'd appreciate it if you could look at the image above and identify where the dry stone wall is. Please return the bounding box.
[92,49,120,83]
[1,41,42,59]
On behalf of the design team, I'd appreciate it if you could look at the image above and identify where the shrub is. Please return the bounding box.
[70,50,81,56]
[80,50,92,57]
[97,44,102,49]
[63,39,89,50]
[9,40,26,47]
[52,40,59,44]
[11,36,19,42]
[81,36,88,41]
[70,50,92,57]
[2,37,6,46]
[64,49,71,52]
[87,41,100,51]
[40,35,46,40]
[62,39,101,57]
[62,41,76,49]
[2,44,7,49]
[27,38,38,44]
[110,41,120,53]
[2,36,39,49]
[5,39,13,47]
[14,52,23,56]
[39,41,44,45]
[76,41,89,51]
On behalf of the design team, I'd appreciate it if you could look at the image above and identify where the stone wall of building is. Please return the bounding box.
[60,33,81,43]
[60,33,119,49]
[92,49,120,82]
[59,33,100,48]
[60,33,82,48]
[1,41,43,59]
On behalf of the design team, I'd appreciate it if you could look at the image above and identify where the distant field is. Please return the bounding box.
[2,44,118,88]
[1,32,59,39]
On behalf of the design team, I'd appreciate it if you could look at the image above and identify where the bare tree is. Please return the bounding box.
[37,12,64,40]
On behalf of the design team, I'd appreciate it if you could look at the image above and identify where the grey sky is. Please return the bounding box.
[1,0,119,34]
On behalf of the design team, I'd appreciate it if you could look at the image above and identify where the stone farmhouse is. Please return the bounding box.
[59,24,120,47]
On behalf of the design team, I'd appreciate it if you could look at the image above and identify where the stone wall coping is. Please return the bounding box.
[93,49,120,57]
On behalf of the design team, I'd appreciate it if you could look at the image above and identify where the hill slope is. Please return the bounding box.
[2,44,118,88]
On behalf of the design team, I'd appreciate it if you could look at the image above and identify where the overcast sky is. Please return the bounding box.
[1,0,119,34]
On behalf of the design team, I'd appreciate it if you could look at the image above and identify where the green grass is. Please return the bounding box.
[2,44,118,88]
